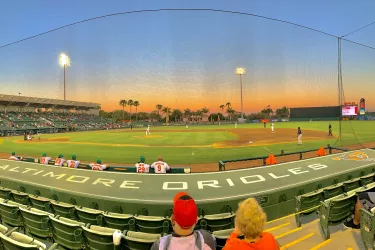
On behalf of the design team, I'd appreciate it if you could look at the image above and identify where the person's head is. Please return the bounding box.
[158,156,163,161]
[11,152,15,156]
[58,154,63,158]
[235,198,267,239]
[171,192,198,236]
[42,153,47,157]
[298,127,300,130]
[96,159,101,164]
[72,154,76,160]
[140,156,145,163]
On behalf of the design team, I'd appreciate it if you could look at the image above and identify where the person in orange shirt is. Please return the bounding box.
[223,198,280,250]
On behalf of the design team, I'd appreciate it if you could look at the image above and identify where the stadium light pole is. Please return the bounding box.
[236,67,246,119]
[59,53,71,101]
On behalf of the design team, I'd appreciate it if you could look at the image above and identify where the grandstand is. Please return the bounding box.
[0,94,112,136]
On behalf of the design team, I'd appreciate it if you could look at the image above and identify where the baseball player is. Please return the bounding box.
[146,125,150,135]
[66,154,81,168]
[151,156,170,174]
[271,123,275,134]
[328,123,333,136]
[40,153,51,164]
[9,152,20,161]
[37,131,41,140]
[185,122,188,129]
[90,159,107,171]
[54,154,65,166]
[297,127,303,145]
[235,122,238,128]
[136,156,150,173]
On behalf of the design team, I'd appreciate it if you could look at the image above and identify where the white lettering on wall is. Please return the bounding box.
[92,178,115,187]
[198,180,221,189]
[0,165,9,170]
[240,175,266,184]
[9,167,20,172]
[120,180,142,189]
[288,167,309,175]
[226,179,235,187]
[43,172,66,180]
[162,182,188,190]
[308,164,328,171]
[66,175,89,183]
[268,173,290,179]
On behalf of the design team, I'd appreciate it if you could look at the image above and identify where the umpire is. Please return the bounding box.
[328,123,332,136]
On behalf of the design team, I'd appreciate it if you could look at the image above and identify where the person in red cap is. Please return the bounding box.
[151,192,215,250]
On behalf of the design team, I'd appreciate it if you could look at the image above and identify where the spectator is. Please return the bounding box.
[151,156,170,174]
[222,198,279,250]
[343,192,375,229]
[66,154,81,168]
[40,153,51,165]
[9,152,20,161]
[151,192,215,250]
[54,154,65,166]
[136,156,150,173]
[89,159,107,171]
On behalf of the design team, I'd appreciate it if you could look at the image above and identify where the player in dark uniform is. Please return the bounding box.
[264,122,266,128]
[297,127,302,145]
[328,123,332,136]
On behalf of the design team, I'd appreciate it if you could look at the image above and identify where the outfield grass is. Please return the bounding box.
[1,121,374,165]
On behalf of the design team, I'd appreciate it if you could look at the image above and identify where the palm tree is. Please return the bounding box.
[156,104,163,115]
[225,102,231,121]
[195,109,203,122]
[172,109,183,122]
[162,106,171,123]
[227,107,235,121]
[127,100,134,122]
[133,101,140,121]
[201,107,209,117]
[119,100,127,121]
[184,108,192,122]
[219,104,225,113]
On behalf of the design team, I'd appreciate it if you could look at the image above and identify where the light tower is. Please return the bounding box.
[59,53,71,100]
[235,67,246,119]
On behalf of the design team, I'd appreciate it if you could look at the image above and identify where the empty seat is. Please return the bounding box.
[0,224,18,236]
[49,215,86,249]
[50,200,76,219]
[295,189,324,227]
[121,231,160,250]
[342,178,361,192]
[319,191,357,239]
[0,231,59,249]
[75,206,103,225]
[360,173,375,186]
[29,195,52,213]
[103,212,133,231]
[134,215,170,234]
[203,212,235,231]
[0,187,12,200]
[323,183,343,199]
[11,191,30,206]
[0,200,24,228]
[82,225,121,250]
[19,207,54,241]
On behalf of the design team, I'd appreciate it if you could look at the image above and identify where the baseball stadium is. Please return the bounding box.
[0,6,375,250]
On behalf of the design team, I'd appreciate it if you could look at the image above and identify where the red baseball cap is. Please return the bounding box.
[173,192,198,229]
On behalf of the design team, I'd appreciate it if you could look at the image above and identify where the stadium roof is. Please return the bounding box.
[0,94,100,110]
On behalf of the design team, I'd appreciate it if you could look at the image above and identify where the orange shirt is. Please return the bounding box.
[223,232,279,250]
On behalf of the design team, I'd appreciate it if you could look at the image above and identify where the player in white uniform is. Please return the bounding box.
[136,156,150,173]
[66,154,81,168]
[54,154,65,166]
[146,125,150,135]
[151,156,170,174]
[235,122,238,128]
[271,123,275,133]
[40,153,51,164]
[9,152,20,161]
[90,159,107,171]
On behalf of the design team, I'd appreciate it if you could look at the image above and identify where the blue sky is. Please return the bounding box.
[0,0,374,112]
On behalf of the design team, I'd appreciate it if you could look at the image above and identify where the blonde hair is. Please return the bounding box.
[235,198,267,239]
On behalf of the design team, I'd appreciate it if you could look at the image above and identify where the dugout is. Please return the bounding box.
[290,106,340,121]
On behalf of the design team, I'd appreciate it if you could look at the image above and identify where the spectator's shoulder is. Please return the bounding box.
[197,229,215,249]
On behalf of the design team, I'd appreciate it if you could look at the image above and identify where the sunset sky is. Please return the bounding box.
[0,0,374,113]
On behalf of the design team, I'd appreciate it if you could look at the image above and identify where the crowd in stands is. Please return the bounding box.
[0,112,113,133]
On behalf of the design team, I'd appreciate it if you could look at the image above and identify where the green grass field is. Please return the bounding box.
[1,121,375,165]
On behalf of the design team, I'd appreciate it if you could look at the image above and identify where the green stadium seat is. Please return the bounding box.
[322,183,344,199]
[29,195,52,213]
[359,207,375,249]
[0,224,18,236]
[360,173,375,186]
[11,191,31,206]
[121,231,160,250]
[0,231,59,249]
[82,225,121,250]
[50,200,76,219]
[134,215,170,234]
[213,228,235,249]
[319,191,357,239]
[75,206,103,226]
[0,187,12,200]
[19,207,54,241]
[0,200,24,228]
[49,215,86,250]
[342,178,361,192]
[295,189,324,227]
[102,212,133,231]
[203,212,235,231]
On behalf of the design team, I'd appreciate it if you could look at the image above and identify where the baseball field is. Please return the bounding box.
[1,121,375,168]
